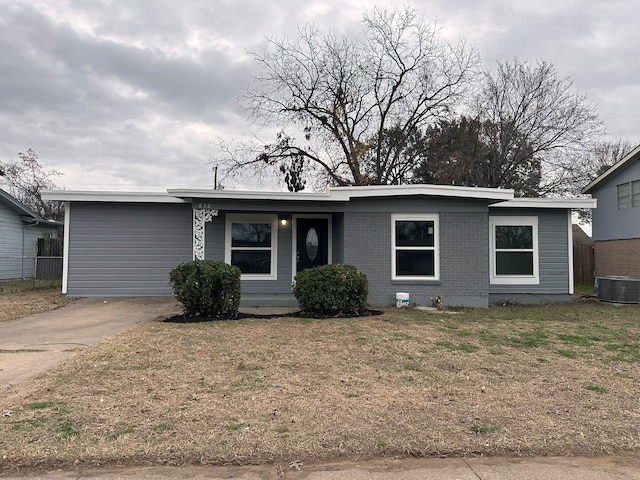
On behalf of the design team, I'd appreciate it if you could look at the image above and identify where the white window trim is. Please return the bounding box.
[391,213,440,281]
[225,213,278,281]
[489,216,539,285]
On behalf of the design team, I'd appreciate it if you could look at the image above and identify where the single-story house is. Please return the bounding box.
[42,185,595,308]
[582,144,640,279]
[0,188,61,280]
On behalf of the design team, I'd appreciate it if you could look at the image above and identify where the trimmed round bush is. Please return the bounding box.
[169,260,241,316]
[293,264,368,315]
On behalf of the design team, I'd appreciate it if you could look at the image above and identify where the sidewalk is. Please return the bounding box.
[2,456,640,479]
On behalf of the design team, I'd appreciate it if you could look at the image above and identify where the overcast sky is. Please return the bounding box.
[1,0,638,192]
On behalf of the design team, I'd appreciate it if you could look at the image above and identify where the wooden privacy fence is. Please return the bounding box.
[573,244,595,286]
[36,238,63,279]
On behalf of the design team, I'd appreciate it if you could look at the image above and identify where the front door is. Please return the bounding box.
[296,218,329,273]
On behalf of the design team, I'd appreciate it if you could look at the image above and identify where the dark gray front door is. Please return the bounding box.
[296,218,329,273]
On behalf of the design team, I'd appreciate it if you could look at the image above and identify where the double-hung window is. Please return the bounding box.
[225,214,277,280]
[392,214,439,280]
[489,216,539,284]
[617,180,640,209]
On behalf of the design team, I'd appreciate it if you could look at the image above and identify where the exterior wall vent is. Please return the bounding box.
[597,276,640,304]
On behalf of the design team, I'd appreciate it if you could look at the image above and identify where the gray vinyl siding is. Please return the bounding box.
[0,203,27,279]
[590,160,640,241]
[342,199,490,308]
[489,209,570,303]
[67,202,192,296]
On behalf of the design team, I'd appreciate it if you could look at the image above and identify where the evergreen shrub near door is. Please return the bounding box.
[169,260,241,316]
[293,264,369,315]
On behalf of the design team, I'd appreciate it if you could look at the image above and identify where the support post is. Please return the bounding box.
[193,208,218,260]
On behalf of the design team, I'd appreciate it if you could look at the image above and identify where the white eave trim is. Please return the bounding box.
[582,144,640,194]
[169,184,515,202]
[41,190,188,203]
[491,198,597,209]
[168,188,333,201]
[328,184,514,201]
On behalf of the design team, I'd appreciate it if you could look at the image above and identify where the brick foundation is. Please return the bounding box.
[594,239,640,279]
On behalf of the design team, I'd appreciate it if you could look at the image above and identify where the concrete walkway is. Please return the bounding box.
[2,456,639,479]
[0,297,183,393]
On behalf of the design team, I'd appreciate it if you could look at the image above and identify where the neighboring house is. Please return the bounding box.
[0,188,61,280]
[582,144,640,279]
[42,185,594,307]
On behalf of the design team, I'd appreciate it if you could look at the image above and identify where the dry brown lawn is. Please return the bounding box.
[0,281,72,323]
[1,300,640,473]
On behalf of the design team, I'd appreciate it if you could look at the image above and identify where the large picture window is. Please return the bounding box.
[225,214,277,280]
[392,214,439,280]
[490,216,539,284]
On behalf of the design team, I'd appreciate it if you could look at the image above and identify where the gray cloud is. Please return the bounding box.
[0,0,638,191]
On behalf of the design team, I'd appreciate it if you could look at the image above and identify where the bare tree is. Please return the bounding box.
[472,59,603,196]
[574,139,638,223]
[0,148,63,220]
[574,139,637,191]
[413,116,542,196]
[218,7,479,190]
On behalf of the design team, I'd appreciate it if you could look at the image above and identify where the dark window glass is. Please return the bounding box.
[231,251,271,274]
[496,252,533,275]
[231,223,271,247]
[396,251,435,276]
[495,226,532,249]
[395,221,434,247]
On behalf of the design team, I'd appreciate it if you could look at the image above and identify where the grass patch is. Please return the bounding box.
[603,343,640,363]
[25,401,56,410]
[584,384,607,394]
[109,425,138,440]
[470,424,499,434]
[557,349,578,359]
[435,341,480,353]
[57,421,80,439]
[1,302,640,470]
[0,283,72,322]
[0,279,62,294]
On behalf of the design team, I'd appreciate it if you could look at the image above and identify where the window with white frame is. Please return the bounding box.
[489,216,539,284]
[391,214,439,280]
[225,214,277,280]
[617,180,640,209]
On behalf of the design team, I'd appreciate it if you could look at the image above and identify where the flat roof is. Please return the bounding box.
[44,184,515,203]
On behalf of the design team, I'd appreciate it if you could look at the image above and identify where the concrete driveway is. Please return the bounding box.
[0,297,182,392]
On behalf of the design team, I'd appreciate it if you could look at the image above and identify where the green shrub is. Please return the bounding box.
[293,264,368,315]
[169,260,241,316]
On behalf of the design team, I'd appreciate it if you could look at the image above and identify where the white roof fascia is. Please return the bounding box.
[491,198,597,209]
[41,190,188,203]
[328,184,514,201]
[170,184,515,202]
[167,188,333,201]
[582,144,640,194]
